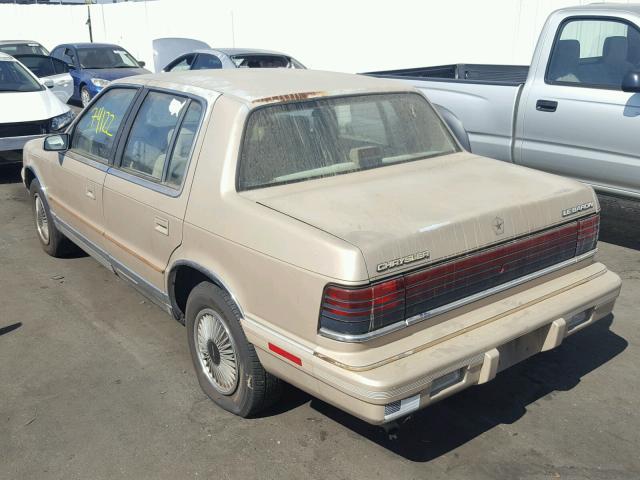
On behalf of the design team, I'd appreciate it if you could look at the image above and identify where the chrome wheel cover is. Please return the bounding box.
[81,88,91,107]
[34,194,50,245]
[195,309,239,395]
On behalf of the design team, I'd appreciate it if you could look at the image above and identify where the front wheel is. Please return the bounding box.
[30,179,72,257]
[80,86,91,108]
[186,282,282,417]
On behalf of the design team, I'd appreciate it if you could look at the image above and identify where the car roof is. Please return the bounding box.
[556,2,640,15]
[116,69,414,106]
[57,43,122,49]
[207,48,292,57]
[0,40,43,46]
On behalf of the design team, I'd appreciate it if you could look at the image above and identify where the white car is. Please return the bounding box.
[0,52,74,163]
[14,54,74,104]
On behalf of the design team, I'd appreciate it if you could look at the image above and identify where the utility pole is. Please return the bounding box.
[85,0,94,43]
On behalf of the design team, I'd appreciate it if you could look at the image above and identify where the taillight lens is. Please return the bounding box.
[320,214,599,338]
[576,214,600,256]
[320,278,405,335]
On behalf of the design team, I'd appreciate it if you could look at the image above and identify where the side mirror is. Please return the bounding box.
[44,134,70,152]
[43,79,54,89]
[622,71,640,92]
[138,60,146,68]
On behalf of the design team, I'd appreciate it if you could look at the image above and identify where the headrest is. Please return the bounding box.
[555,39,580,64]
[603,36,628,62]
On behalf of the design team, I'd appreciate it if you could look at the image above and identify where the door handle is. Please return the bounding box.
[536,100,558,112]
[154,216,169,236]
[85,183,96,200]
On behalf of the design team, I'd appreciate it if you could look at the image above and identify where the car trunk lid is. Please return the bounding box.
[243,152,597,281]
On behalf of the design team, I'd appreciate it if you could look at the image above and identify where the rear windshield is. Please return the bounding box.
[237,93,459,190]
[232,55,304,69]
[0,60,42,93]
[0,43,48,56]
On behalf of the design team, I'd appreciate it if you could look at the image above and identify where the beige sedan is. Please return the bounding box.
[22,69,621,425]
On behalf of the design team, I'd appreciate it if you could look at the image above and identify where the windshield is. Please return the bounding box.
[0,60,42,93]
[0,43,49,56]
[232,54,304,69]
[238,93,459,190]
[77,47,139,69]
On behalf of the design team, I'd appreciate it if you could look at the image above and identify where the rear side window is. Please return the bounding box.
[192,54,222,70]
[167,54,195,72]
[121,91,202,188]
[72,88,137,162]
[237,93,458,190]
[546,18,640,89]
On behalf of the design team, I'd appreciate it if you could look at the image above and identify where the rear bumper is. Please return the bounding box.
[245,262,621,425]
[0,134,46,153]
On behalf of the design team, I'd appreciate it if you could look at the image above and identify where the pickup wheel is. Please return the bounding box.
[30,179,72,257]
[185,282,282,417]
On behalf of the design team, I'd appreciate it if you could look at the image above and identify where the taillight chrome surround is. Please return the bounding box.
[320,214,600,342]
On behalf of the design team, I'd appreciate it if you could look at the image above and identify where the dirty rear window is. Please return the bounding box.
[237,93,459,190]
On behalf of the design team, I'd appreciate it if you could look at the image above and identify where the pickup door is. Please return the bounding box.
[517,14,640,198]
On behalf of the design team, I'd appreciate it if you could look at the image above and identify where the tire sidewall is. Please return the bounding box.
[30,180,57,256]
[186,283,256,417]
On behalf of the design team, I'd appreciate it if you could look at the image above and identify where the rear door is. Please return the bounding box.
[518,15,640,197]
[102,89,206,291]
[15,55,74,103]
[46,86,140,253]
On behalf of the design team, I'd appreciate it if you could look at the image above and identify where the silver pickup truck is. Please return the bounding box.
[367,3,640,200]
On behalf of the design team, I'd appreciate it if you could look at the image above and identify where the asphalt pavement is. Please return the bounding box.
[1,163,639,480]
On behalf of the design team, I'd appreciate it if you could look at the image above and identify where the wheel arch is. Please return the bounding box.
[435,104,471,152]
[23,165,37,190]
[167,260,245,324]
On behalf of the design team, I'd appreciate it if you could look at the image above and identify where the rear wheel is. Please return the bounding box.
[80,86,91,108]
[30,179,72,257]
[186,282,282,417]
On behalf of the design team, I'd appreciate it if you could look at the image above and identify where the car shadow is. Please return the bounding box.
[598,194,640,250]
[0,161,22,184]
[304,314,625,462]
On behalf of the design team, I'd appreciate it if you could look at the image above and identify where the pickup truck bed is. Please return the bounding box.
[366,63,529,85]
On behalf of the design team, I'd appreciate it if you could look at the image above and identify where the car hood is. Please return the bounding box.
[243,152,598,280]
[0,89,69,124]
[83,67,150,81]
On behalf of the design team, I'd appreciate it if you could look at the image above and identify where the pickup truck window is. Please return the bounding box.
[72,88,137,163]
[237,93,458,190]
[547,18,640,89]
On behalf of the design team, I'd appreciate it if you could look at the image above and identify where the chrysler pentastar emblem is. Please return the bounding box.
[376,250,430,273]
[493,217,505,235]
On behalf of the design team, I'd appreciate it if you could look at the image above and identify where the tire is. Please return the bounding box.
[186,281,282,417]
[80,86,91,108]
[30,179,72,257]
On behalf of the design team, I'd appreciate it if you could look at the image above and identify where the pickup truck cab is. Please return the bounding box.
[367,4,640,200]
[22,69,621,425]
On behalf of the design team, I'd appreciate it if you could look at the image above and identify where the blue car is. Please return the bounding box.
[50,43,150,107]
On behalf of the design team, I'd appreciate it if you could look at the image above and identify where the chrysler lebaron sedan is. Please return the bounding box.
[22,70,621,425]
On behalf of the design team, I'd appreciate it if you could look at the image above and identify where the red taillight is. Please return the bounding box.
[576,214,600,256]
[320,278,405,335]
[320,214,599,338]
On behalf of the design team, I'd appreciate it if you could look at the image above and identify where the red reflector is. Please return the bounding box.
[268,343,302,366]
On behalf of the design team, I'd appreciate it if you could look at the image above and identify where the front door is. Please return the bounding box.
[46,87,140,252]
[518,16,640,198]
[102,90,204,291]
